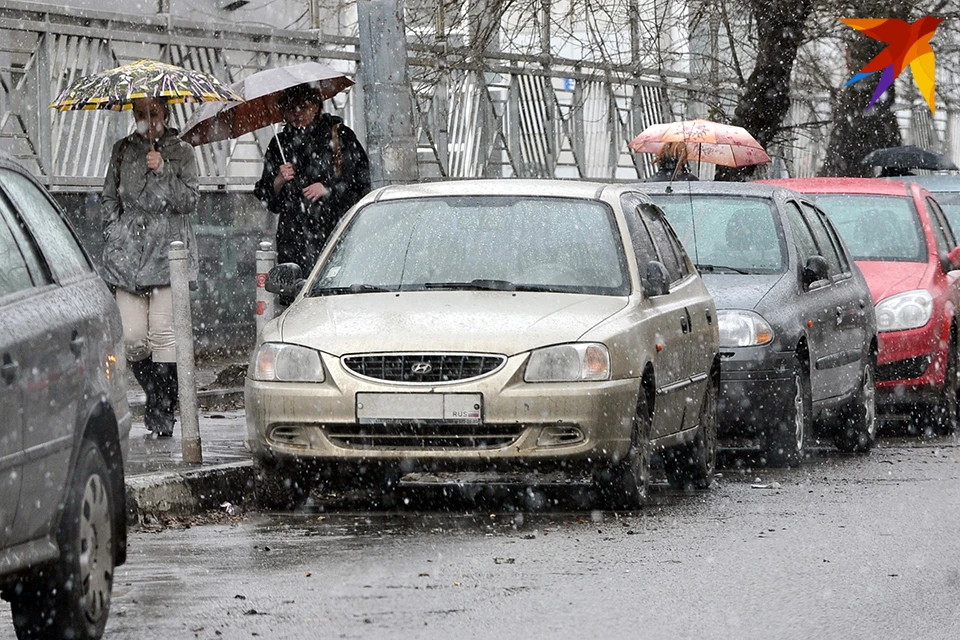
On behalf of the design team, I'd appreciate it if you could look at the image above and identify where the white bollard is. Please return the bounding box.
[255,240,277,338]
[168,240,201,464]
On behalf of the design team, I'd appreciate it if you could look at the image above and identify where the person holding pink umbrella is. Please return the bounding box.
[645,141,699,182]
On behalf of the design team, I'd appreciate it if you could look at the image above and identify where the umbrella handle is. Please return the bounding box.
[272,122,288,165]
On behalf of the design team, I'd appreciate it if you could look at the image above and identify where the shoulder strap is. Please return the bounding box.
[331,122,343,178]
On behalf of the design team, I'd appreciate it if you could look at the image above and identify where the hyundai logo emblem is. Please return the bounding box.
[411,362,433,375]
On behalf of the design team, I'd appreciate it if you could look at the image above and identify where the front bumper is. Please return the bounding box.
[245,352,640,473]
[717,346,796,436]
[876,318,949,404]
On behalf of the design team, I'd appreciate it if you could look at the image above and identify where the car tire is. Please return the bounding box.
[593,390,651,509]
[764,365,809,468]
[10,439,116,640]
[664,367,718,490]
[253,458,314,511]
[835,363,877,453]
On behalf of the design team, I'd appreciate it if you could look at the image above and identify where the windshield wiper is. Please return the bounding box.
[424,279,517,291]
[696,264,749,275]
[312,283,395,296]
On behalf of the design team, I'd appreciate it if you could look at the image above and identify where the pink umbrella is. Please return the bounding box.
[628,118,771,167]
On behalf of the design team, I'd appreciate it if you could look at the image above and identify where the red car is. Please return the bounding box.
[763,178,960,434]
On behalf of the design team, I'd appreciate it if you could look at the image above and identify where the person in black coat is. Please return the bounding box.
[254,85,371,273]
[645,141,698,182]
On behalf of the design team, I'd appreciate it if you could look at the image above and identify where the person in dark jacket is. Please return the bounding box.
[254,85,371,274]
[646,141,698,182]
[100,97,200,437]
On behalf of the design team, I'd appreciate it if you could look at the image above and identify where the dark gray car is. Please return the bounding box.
[0,156,129,639]
[640,182,878,465]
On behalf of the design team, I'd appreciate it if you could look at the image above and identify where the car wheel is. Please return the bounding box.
[664,368,718,490]
[764,365,809,468]
[253,458,314,511]
[11,440,115,640]
[835,363,877,453]
[593,390,651,509]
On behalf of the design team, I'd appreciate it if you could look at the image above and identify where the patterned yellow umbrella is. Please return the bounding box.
[49,59,243,112]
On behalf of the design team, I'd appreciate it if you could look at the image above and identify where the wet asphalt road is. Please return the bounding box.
[4,431,960,640]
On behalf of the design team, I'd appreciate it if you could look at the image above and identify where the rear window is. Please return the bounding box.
[652,194,786,274]
[813,194,925,262]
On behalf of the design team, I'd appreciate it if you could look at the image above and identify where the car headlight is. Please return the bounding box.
[876,290,933,332]
[524,343,610,382]
[718,310,774,347]
[252,343,325,382]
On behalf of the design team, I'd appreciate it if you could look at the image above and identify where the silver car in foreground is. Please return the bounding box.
[247,180,719,508]
[0,155,129,639]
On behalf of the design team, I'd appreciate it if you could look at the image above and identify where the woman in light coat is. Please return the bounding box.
[100,97,199,436]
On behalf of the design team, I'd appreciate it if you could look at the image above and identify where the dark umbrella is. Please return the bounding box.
[862,145,958,171]
[180,61,353,148]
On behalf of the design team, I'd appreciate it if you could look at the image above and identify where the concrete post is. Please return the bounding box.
[168,241,202,464]
[357,0,420,187]
[255,240,277,338]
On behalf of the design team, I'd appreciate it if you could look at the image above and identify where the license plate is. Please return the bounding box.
[356,393,482,424]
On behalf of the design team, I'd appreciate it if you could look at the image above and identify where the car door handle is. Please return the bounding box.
[680,315,690,333]
[70,330,85,357]
[1,354,18,385]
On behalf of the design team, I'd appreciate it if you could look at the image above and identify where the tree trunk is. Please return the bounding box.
[819,1,913,177]
[715,0,814,181]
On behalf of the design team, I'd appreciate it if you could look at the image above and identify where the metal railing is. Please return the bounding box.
[0,0,955,187]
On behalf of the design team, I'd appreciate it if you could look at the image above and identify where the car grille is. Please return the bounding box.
[877,354,932,382]
[341,353,506,384]
[322,423,524,450]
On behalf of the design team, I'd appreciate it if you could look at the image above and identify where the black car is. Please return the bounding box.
[640,182,878,465]
[0,155,129,639]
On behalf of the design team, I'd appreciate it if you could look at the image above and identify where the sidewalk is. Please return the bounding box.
[124,359,254,524]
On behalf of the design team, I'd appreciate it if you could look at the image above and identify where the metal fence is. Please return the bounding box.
[0,0,956,188]
[0,0,701,191]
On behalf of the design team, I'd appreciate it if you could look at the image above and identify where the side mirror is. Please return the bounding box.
[941,246,960,273]
[802,255,829,287]
[643,260,671,297]
[265,263,306,305]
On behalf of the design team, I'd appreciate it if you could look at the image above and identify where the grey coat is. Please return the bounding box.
[100,129,199,293]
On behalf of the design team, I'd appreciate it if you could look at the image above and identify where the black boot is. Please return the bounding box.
[153,363,179,438]
[130,357,162,435]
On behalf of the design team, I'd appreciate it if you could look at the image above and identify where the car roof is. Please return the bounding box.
[372,179,615,202]
[0,151,40,179]
[884,175,960,192]
[636,180,792,199]
[761,177,912,196]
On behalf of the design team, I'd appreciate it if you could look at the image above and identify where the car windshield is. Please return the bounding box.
[309,196,630,296]
[813,194,925,262]
[650,195,786,274]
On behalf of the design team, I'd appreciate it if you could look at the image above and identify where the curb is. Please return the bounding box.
[125,460,253,524]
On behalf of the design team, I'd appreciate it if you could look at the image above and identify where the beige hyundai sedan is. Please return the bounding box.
[246,179,719,508]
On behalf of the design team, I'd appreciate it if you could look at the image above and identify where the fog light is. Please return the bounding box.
[267,425,316,448]
[537,425,585,447]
